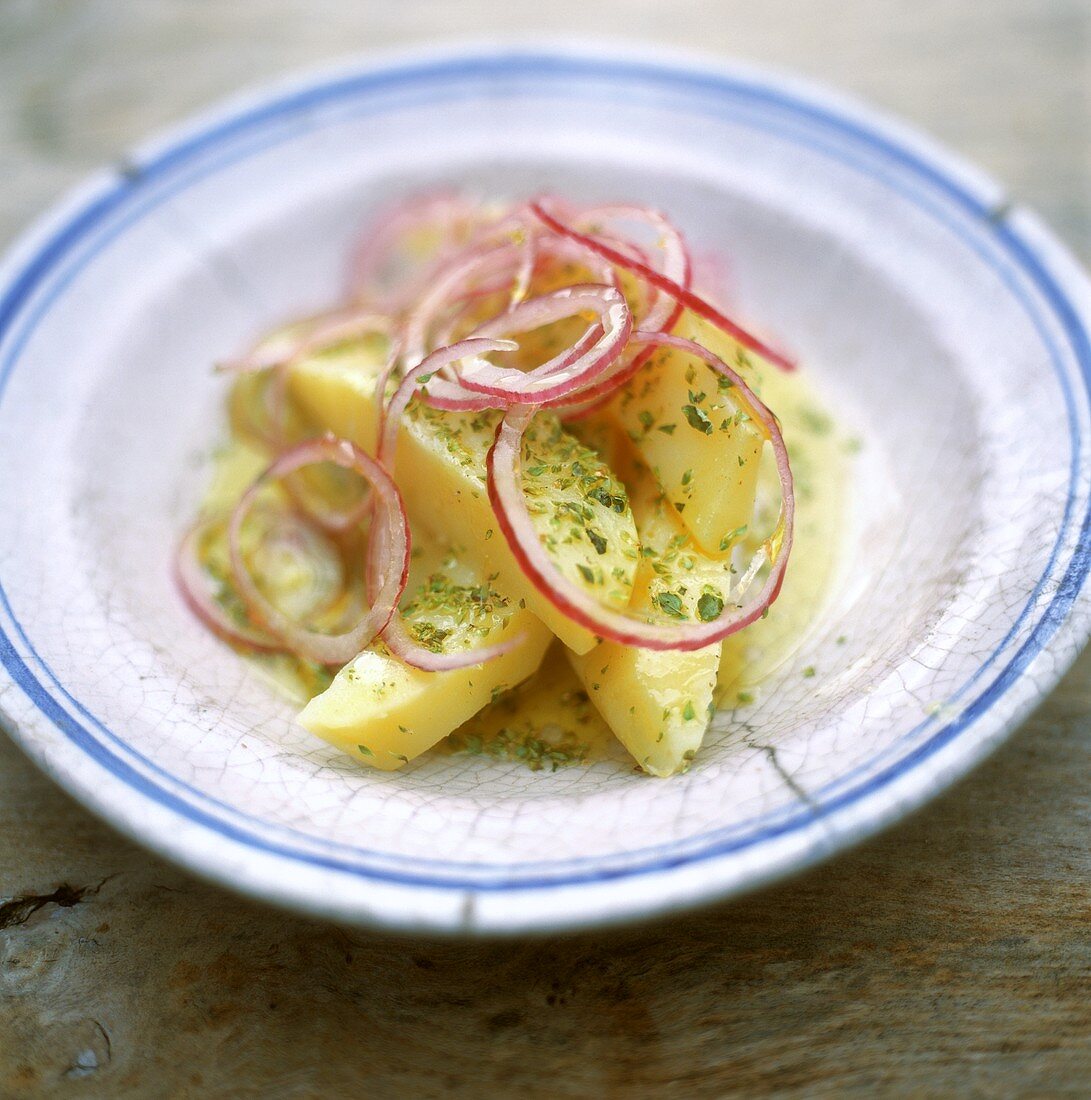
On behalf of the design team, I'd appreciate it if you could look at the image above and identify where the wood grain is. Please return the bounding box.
[1,2,1089,1096]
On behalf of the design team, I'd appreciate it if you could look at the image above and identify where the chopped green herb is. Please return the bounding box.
[697,592,725,622]
[448,724,589,772]
[587,485,628,514]
[682,700,696,722]
[718,524,748,551]
[682,404,713,435]
[654,591,686,618]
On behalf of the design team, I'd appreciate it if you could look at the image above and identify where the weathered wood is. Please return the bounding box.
[1,2,1089,1096]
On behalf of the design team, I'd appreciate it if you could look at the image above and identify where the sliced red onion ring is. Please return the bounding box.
[531,202,796,372]
[535,204,691,417]
[230,314,397,531]
[411,379,499,413]
[370,330,404,454]
[229,437,410,666]
[486,331,794,651]
[174,522,284,653]
[279,348,393,528]
[403,234,620,370]
[224,307,395,475]
[379,337,519,472]
[574,203,690,336]
[401,242,527,368]
[281,470,375,537]
[455,285,632,405]
[249,509,348,622]
[509,232,538,309]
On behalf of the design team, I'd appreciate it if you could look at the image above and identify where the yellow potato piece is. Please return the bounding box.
[609,312,767,554]
[300,541,552,770]
[566,642,716,777]
[565,433,735,776]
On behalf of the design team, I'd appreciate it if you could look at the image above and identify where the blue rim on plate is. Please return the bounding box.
[0,44,1088,931]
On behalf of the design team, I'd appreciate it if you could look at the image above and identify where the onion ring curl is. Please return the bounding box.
[228,437,410,666]
[485,331,794,651]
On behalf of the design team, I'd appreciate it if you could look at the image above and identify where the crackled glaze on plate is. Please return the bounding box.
[0,44,1088,933]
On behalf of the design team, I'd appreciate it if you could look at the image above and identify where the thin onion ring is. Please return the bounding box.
[574,203,690,336]
[228,437,410,666]
[530,201,796,372]
[538,203,692,417]
[456,285,632,405]
[174,521,284,653]
[485,331,794,651]
[379,337,519,471]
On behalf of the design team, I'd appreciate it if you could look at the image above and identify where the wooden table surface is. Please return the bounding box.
[1,2,1089,1096]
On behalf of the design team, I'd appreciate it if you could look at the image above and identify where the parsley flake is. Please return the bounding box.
[718,524,748,551]
[697,592,724,622]
[654,591,686,618]
[682,404,713,435]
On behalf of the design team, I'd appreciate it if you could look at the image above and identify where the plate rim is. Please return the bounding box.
[0,39,1088,933]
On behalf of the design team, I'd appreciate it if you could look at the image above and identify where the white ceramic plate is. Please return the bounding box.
[1,43,1088,934]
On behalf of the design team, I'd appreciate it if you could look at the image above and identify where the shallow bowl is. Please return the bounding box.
[1,43,1088,933]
